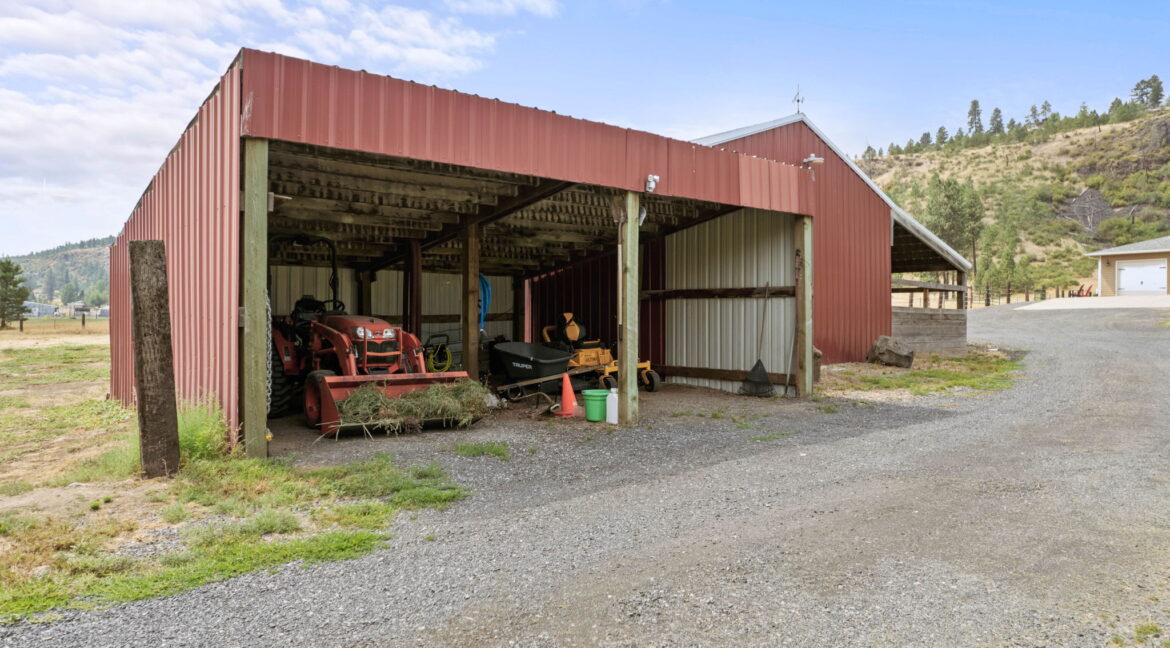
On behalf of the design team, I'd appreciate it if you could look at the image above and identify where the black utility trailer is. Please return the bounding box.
[490,342,595,401]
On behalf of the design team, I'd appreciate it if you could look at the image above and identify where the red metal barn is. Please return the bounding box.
[109,49,965,457]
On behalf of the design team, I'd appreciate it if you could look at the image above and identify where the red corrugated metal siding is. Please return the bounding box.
[529,239,666,365]
[238,49,814,217]
[109,59,242,426]
[711,121,891,363]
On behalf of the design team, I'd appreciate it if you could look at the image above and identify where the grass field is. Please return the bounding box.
[0,327,466,622]
[0,317,109,341]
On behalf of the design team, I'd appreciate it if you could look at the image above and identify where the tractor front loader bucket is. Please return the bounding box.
[312,371,470,437]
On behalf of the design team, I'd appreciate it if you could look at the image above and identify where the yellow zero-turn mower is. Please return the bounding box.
[541,312,660,391]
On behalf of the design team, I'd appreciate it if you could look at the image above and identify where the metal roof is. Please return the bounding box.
[1085,234,1170,257]
[694,113,973,272]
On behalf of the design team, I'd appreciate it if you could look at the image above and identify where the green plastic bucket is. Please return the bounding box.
[582,389,609,422]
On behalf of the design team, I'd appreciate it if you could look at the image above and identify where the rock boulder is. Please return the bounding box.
[866,336,915,368]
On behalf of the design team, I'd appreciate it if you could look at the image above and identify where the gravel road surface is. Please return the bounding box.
[5,304,1170,647]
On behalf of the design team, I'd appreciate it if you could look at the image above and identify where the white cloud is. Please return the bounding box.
[445,0,559,16]
[0,0,556,255]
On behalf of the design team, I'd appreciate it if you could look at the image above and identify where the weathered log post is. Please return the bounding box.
[129,240,181,478]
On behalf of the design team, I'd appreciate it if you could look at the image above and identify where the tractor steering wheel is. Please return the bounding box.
[321,299,346,314]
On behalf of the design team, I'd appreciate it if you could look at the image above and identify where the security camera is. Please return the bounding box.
[645,174,660,193]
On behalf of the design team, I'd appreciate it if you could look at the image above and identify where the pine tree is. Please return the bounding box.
[905,138,917,153]
[862,145,877,159]
[936,126,949,145]
[43,266,57,301]
[1132,77,1152,106]
[967,100,984,134]
[988,108,1004,134]
[0,260,30,328]
[889,143,901,155]
[1027,105,1040,126]
[1040,100,1052,121]
[1148,74,1164,107]
[919,131,933,147]
[877,147,884,157]
[1007,118,1019,131]
[923,175,984,268]
[60,282,80,305]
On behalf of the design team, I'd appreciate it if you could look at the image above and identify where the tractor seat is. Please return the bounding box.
[575,340,603,349]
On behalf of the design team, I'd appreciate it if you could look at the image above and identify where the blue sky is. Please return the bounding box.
[0,0,1166,256]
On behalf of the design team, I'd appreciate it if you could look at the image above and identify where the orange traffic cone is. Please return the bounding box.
[556,373,577,418]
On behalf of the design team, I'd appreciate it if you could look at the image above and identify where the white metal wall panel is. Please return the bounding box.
[269,267,513,361]
[269,266,357,317]
[665,209,796,392]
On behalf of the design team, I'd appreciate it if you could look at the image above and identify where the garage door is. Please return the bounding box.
[1117,258,1168,295]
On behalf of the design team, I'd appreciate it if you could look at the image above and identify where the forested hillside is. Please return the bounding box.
[859,75,1170,291]
[3,237,114,306]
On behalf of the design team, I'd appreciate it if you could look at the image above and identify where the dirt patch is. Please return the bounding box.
[0,335,108,350]
[0,480,152,518]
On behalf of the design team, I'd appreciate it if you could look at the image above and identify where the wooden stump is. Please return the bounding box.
[129,240,180,478]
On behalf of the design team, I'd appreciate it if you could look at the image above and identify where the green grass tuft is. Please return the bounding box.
[0,481,33,496]
[159,503,189,524]
[817,405,839,414]
[749,432,794,442]
[177,400,230,462]
[454,442,509,461]
[311,501,397,530]
[1136,623,1162,643]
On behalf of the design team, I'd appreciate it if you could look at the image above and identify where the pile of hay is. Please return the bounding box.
[337,380,495,435]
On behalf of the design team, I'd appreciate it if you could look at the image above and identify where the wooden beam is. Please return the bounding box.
[274,196,460,224]
[891,278,968,292]
[269,169,503,205]
[461,222,481,379]
[362,179,575,273]
[268,151,523,196]
[618,191,640,425]
[405,238,422,335]
[129,240,180,477]
[358,271,373,316]
[641,286,796,300]
[241,138,269,458]
[794,214,813,398]
[658,364,794,385]
[512,275,525,341]
[373,312,512,325]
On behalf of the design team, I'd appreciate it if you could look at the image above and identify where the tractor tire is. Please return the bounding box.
[303,370,336,427]
[642,370,662,392]
[599,374,618,390]
[268,346,300,418]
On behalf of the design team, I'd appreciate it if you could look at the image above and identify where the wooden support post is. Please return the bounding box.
[617,191,640,424]
[241,138,269,458]
[405,238,422,335]
[957,272,967,309]
[461,222,480,378]
[81,313,86,327]
[511,275,525,341]
[129,240,180,478]
[358,271,373,316]
[793,215,814,397]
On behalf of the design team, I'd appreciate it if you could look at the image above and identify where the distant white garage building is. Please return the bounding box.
[1087,234,1170,296]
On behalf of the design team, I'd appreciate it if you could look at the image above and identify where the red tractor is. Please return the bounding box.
[268,235,468,436]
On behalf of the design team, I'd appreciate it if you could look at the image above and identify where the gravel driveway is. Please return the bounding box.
[6,304,1170,647]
